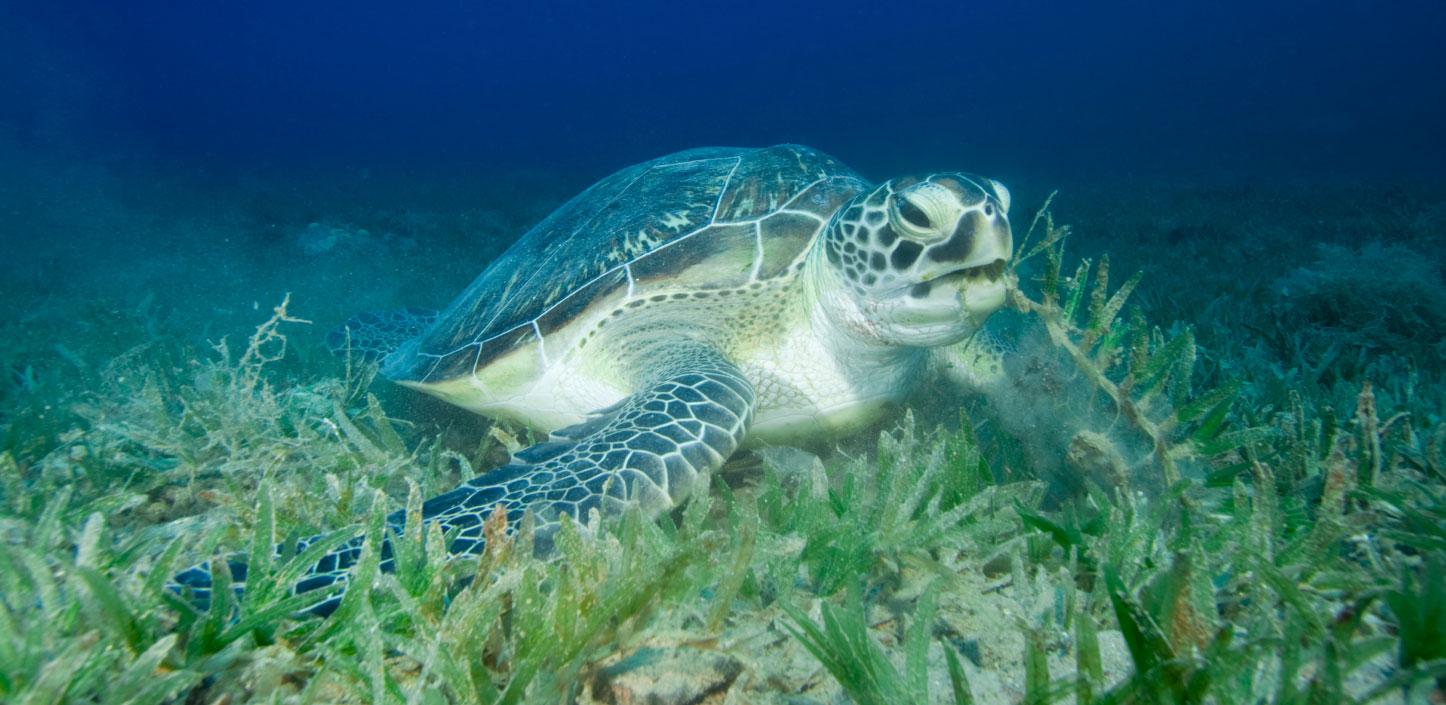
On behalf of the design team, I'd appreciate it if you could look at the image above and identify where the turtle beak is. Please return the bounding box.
[988,179,1011,214]
[955,209,1012,322]
[910,200,1012,325]
[921,204,1012,282]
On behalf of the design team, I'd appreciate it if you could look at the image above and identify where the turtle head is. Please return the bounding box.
[817,173,1012,347]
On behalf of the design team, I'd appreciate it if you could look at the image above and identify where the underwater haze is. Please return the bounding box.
[7,0,1446,179]
[5,0,1444,319]
[3,1,1446,703]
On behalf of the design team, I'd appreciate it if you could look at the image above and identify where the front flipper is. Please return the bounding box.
[934,329,1010,391]
[416,348,755,553]
[171,347,754,616]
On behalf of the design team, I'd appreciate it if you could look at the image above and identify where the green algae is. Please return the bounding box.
[0,181,1442,704]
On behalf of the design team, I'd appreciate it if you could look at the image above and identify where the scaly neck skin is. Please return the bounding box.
[801,245,928,385]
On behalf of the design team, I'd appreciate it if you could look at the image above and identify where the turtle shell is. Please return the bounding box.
[383,144,867,384]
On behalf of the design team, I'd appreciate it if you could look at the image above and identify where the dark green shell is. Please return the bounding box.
[383,144,866,384]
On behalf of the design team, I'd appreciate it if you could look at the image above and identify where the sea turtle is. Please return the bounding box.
[173,144,1013,614]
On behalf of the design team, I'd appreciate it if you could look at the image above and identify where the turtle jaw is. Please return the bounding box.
[943,259,1011,324]
[866,219,1013,347]
[865,260,1009,346]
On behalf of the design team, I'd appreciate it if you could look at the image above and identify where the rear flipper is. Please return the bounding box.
[169,346,755,617]
[326,308,438,361]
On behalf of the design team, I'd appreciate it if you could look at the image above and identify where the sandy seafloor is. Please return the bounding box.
[1,145,1442,703]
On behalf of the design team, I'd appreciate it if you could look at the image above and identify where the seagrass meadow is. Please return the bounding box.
[1,163,1443,704]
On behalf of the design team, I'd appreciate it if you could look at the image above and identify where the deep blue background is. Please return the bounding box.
[5,0,1445,182]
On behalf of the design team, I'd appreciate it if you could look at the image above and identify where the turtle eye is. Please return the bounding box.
[898,200,931,229]
[889,194,945,241]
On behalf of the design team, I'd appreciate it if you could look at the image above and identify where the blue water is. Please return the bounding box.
[2,0,1444,350]
[4,0,1445,652]
[5,0,1444,183]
